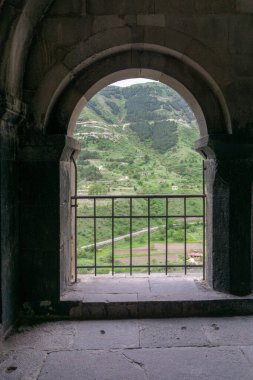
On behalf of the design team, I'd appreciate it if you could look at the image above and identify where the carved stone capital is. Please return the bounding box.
[0,92,27,125]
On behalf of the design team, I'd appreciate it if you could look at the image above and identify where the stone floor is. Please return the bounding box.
[63,274,250,302]
[1,316,253,379]
[61,275,253,318]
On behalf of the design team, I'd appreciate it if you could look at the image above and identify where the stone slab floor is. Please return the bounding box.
[1,316,253,379]
[62,275,252,302]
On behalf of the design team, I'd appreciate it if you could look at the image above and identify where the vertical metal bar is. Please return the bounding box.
[165,197,168,275]
[112,198,115,275]
[202,196,206,280]
[130,197,133,276]
[94,198,97,276]
[72,156,78,282]
[202,161,206,279]
[74,197,77,282]
[202,160,205,195]
[184,197,187,275]
[148,198,151,275]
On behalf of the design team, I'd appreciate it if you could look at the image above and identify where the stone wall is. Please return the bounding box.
[1,0,253,331]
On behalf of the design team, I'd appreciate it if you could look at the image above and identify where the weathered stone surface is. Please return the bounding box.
[2,0,253,333]
[196,137,253,295]
[3,322,75,351]
[82,293,138,303]
[240,346,253,364]
[49,0,84,16]
[148,277,200,299]
[237,0,253,13]
[137,14,166,27]
[0,318,253,378]
[60,277,253,319]
[155,0,196,13]
[0,123,20,333]
[165,15,229,51]
[41,16,92,45]
[39,350,147,380]
[195,0,236,13]
[92,15,126,33]
[73,320,140,349]
[124,347,253,380]
[0,349,47,380]
[229,15,253,54]
[87,0,154,15]
[203,316,253,346]
[139,318,209,347]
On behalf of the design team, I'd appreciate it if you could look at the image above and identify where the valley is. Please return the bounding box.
[74,82,205,274]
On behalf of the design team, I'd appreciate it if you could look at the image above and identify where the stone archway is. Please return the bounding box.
[1,0,253,335]
[40,46,249,297]
[44,46,230,136]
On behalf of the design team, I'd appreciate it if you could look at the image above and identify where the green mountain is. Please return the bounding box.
[75,82,203,195]
[74,82,204,274]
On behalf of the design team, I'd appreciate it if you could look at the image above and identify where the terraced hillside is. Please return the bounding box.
[74,82,204,275]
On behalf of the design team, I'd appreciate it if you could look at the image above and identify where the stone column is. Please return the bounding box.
[196,135,253,295]
[19,135,80,305]
[0,96,26,333]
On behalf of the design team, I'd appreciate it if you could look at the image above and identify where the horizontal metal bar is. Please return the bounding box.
[77,265,204,269]
[75,191,205,276]
[72,194,206,200]
[76,214,205,219]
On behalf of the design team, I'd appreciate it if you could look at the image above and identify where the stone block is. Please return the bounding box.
[73,320,139,349]
[63,27,132,71]
[124,347,253,380]
[137,14,165,27]
[21,249,60,301]
[82,293,138,303]
[41,16,92,45]
[0,349,47,380]
[20,205,59,250]
[240,346,253,365]
[49,0,83,16]
[229,15,253,54]
[93,15,125,34]
[203,316,253,346]
[231,54,253,76]
[87,0,154,15]
[195,0,236,13]
[165,15,229,51]
[31,63,70,124]
[139,318,210,347]
[155,0,195,13]
[236,0,253,13]
[5,322,75,351]
[38,350,147,380]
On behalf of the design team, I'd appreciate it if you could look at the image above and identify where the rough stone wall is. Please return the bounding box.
[0,1,252,134]
[1,0,253,330]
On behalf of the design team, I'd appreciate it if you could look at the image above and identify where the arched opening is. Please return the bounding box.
[68,68,208,138]
[41,47,242,299]
[72,77,206,284]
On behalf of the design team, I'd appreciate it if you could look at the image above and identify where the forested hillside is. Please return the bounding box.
[74,82,204,274]
[74,82,203,195]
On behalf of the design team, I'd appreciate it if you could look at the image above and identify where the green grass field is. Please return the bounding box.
[77,218,204,275]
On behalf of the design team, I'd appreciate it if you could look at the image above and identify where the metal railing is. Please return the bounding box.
[71,193,206,279]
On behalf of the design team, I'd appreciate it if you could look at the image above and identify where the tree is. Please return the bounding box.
[83,165,102,181]
[88,183,109,195]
